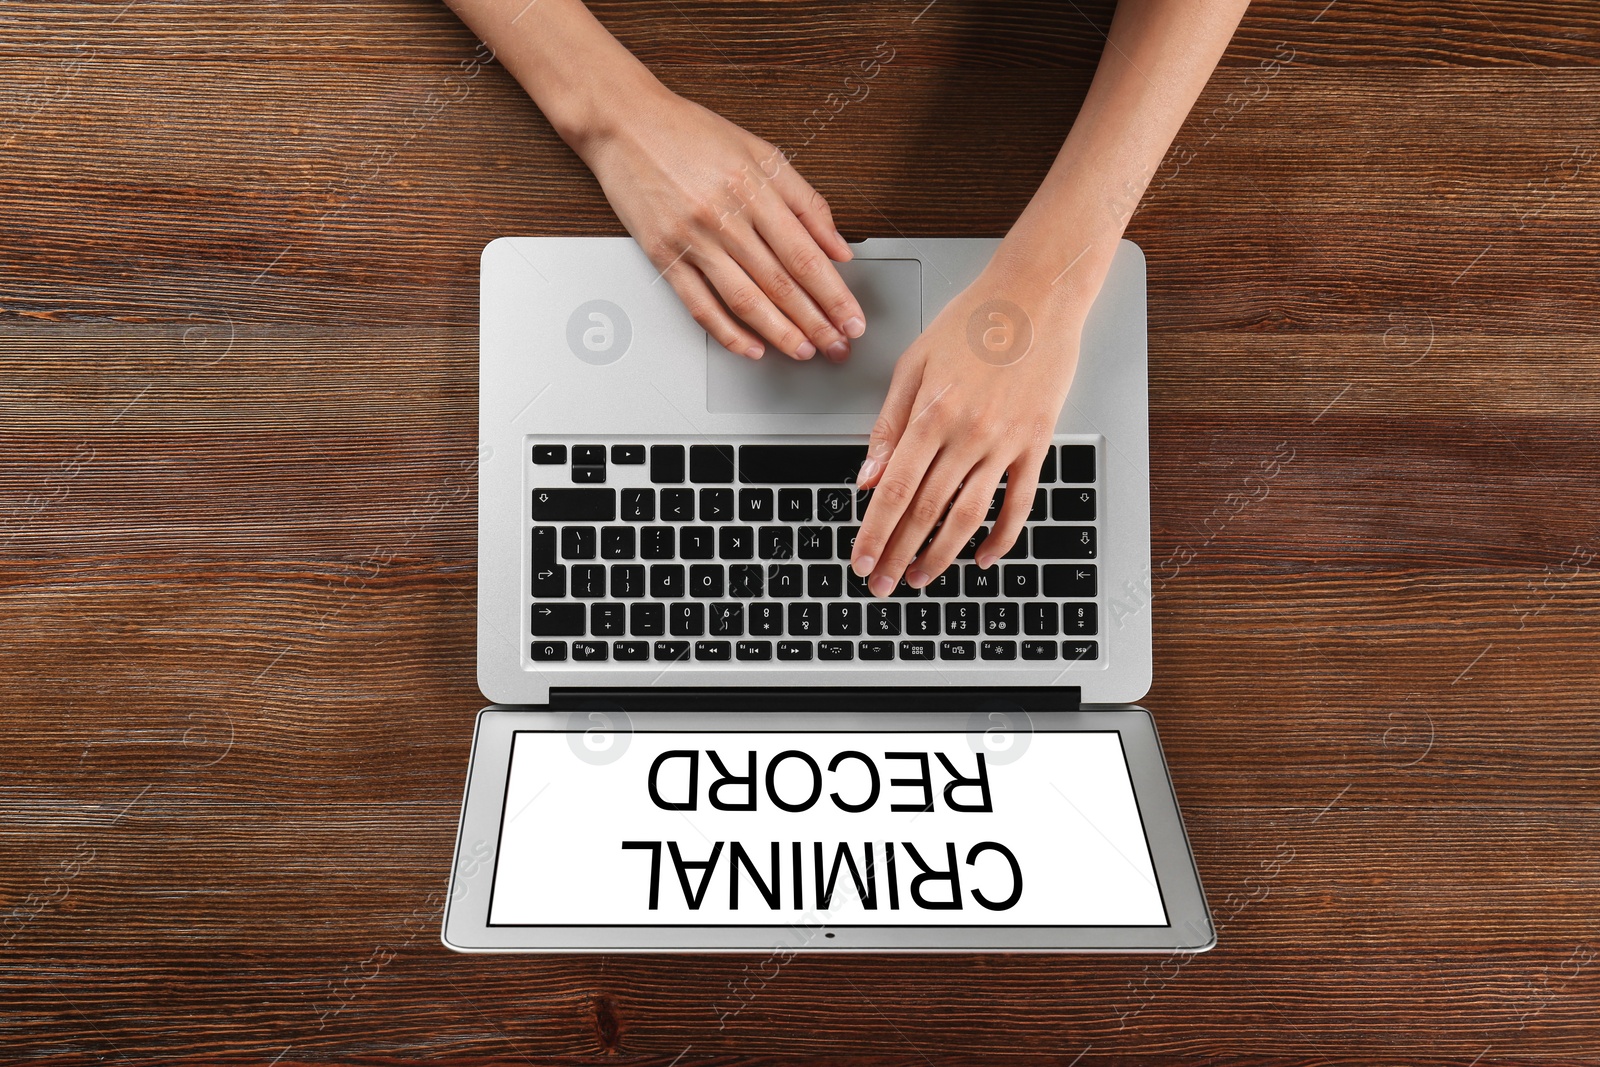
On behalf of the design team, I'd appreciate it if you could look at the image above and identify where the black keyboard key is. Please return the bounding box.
[818,487,852,522]
[642,526,675,560]
[532,488,614,521]
[573,444,605,466]
[827,602,862,635]
[980,640,1017,660]
[900,640,935,661]
[837,526,859,559]
[530,640,567,661]
[846,570,873,598]
[964,565,1000,597]
[681,526,715,559]
[661,488,695,521]
[654,639,690,661]
[1004,564,1039,598]
[1043,564,1098,598]
[788,602,822,636]
[611,444,645,464]
[777,640,813,661]
[532,564,566,599]
[719,525,754,559]
[768,564,802,597]
[940,640,976,660]
[957,526,988,560]
[1053,488,1096,521]
[695,640,731,661]
[867,602,901,636]
[1030,489,1049,522]
[1033,527,1097,559]
[573,640,608,661]
[739,488,774,522]
[532,524,558,567]
[650,564,685,598]
[945,602,979,635]
[591,602,626,637]
[531,603,585,636]
[859,640,894,660]
[1022,640,1057,660]
[572,564,606,598]
[689,564,724,598]
[759,525,794,560]
[728,564,764,598]
[740,445,868,484]
[1059,445,1096,483]
[1038,448,1057,484]
[819,641,854,660]
[600,526,636,559]
[572,465,606,484]
[690,444,735,483]
[1023,602,1059,636]
[856,488,874,520]
[890,577,921,598]
[1063,603,1098,635]
[532,445,566,464]
[562,525,596,559]
[737,640,772,661]
[700,488,734,521]
[986,490,1005,523]
[906,602,941,636]
[621,488,655,521]
[670,602,705,636]
[749,602,783,635]
[611,563,647,598]
[1003,529,1030,561]
[983,602,1018,635]
[1063,640,1099,661]
[807,564,843,598]
[709,602,743,636]
[614,640,649,661]
[650,444,685,483]
[925,570,961,597]
[778,489,812,522]
[797,526,832,559]
[630,602,665,636]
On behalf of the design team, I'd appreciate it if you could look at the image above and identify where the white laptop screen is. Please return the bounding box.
[486,729,1169,928]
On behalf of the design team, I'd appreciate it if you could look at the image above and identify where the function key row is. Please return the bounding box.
[531,443,1096,486]
[530,638,1100,663]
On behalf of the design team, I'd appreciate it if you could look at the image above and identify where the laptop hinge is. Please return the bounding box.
[548,686,1081,714]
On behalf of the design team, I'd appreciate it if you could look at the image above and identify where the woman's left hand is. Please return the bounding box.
[849,262,1086,597]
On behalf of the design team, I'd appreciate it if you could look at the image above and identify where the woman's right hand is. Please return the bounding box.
[575,86,866,362]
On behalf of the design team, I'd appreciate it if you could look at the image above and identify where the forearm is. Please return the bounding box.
[443,0,664,154]
[992,0,1250,315]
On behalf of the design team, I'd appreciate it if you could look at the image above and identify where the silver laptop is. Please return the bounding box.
[444,237,1213,952]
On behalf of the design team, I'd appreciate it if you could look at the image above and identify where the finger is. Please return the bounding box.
[696,250,818,360]
[666,262,766,359]
[753,207,865,355]
[851,359,928,577]
[768,156,854,264]
[725,221,851,360]
[976,451,1046,568]
[869,451,974,597]
[909,461,1007,589]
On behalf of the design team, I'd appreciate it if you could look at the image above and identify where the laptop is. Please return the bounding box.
[443,236,1214,952]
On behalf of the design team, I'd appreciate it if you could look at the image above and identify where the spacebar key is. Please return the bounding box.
[739,445,867,484]
[531,488,615,521]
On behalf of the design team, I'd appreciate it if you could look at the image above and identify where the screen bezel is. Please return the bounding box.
[442,706,1214,953]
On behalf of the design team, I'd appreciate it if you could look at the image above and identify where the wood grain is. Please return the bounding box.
[3,1,1599,1063]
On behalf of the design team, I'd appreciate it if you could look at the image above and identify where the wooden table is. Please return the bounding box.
[4,2,1597,1061]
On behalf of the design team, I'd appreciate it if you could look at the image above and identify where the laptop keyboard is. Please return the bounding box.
[527,440,1101,667]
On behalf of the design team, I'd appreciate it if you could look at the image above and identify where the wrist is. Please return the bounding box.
[550,61,672,159]
[980,234,1107,330]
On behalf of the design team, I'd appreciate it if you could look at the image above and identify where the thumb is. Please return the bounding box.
[857,353,922,488]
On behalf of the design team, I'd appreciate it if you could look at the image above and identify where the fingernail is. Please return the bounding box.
[907,569,930,588]
[835,231,851,257]
[796,341,817,359]
[977,554,996,569]
[826,339,850,361]
[855,456,882,485]
[869,575,895,598]
[854,555,876,575]
[743,344,764,359]
[841,316,865,339]
[868,437,892,460]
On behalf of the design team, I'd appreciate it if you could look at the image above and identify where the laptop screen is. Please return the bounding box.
[486,728,1169,929]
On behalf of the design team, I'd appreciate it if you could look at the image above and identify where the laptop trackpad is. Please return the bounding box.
[706,258,922,414]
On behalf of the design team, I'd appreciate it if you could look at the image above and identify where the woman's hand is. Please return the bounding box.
[577,86,866,362]
[849,261,1085,596]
